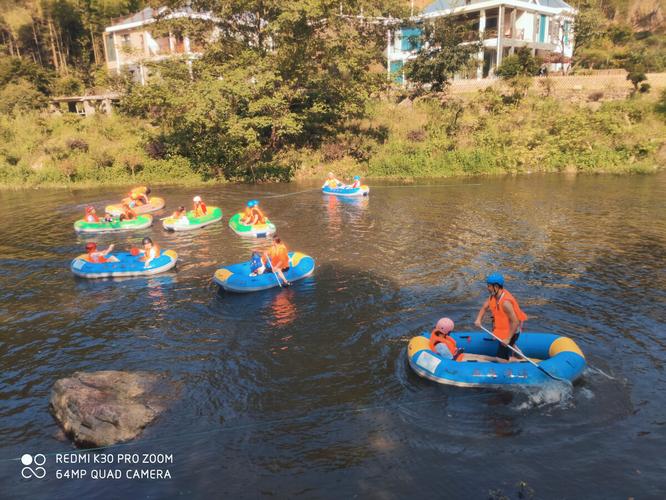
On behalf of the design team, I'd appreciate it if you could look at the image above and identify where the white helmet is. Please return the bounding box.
[193,196,202,202]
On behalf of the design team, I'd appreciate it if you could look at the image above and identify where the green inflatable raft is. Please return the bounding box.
[74,214,153,233]
[162,206,223,231]
[228,213,276,238]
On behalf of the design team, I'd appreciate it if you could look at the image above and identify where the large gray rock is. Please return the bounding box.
[50,371,175,448]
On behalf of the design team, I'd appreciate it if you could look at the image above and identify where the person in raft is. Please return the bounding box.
[429,317,465,361]
[247,200,266,225]
[119,202,137,221]
[349,175,362,189]
[241,200,258,225]
[249,250,265,276]
[127,186,151,207]
[171,205,187,222]
[138,237,161,268]
[474,272,528,361]
[193,196,207,217]
[84,206,99,223]
[263,235,290,286]
[85,242,119,263]
[322,172,342,189]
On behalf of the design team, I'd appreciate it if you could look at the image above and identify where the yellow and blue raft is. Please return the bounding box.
[408,331,585,387]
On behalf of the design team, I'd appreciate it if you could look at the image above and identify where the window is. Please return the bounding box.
[105,34,116,62]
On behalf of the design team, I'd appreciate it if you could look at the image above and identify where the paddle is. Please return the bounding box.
[478,325,570,383]
[262,252,282,288]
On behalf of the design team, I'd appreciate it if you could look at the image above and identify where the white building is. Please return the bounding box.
[387,0,576,82]
[103,7,215,84]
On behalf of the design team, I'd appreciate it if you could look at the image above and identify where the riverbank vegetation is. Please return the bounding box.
[1,0,665,187]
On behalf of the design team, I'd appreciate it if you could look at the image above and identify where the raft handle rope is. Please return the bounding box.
[479,325,571,384]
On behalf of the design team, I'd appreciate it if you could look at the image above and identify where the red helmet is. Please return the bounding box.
[85,206,94,213]
[434,317,454,335]
[85,242,97,252]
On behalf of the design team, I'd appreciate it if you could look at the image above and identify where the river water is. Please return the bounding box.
[1,173,665,498]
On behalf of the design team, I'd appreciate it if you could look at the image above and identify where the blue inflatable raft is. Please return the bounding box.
[213,251,315,293]
[70,250,178,278]
[322,185,369,197]
[408,331,586,387]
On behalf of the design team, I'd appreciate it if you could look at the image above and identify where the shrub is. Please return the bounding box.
[496,47,542,79]
[588,91,604,102]
[67,138,89,152]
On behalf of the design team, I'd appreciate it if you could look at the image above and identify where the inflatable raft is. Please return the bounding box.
[228,213,276,238]
[322,185,369,197]
[407,331,585,387]
[73,214,153,233]
[70,250,178,278]
[105,196,165,216]
[213,251,315,293]
[163,206,223,231]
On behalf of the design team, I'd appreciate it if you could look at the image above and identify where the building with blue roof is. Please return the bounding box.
[387,0,576,83]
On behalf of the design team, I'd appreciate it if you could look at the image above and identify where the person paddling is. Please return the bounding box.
[429,317,464,361]
[349,175,362,188]
[474,273,528,361]
[263,235,290,286]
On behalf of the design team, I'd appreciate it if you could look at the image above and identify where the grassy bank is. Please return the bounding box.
[301,90,666,180]
[2,90,666,188]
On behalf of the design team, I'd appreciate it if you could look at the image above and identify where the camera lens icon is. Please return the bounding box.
[21,453,46,479]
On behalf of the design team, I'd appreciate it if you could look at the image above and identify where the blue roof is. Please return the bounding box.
[423,0,572,15]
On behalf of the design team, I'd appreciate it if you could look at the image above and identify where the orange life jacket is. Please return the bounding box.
[429,330,463,361]
[194,202,207,217]
[87,251,107,263]
[489,289,528,343]
[252,207,266,224]
[122,206,136,219]
[267,243,289,270]
[86,214,99,223]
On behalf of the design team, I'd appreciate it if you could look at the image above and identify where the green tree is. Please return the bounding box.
[403,18,481,93]
[495,47,541,79]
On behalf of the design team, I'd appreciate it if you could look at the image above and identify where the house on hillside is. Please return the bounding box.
[387,0,576,82]
[103,7,215,84]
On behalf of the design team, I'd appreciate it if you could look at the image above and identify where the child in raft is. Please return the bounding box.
[241,201,258,225]
[171,206,188,223]
[85,242,119,263]
[429,318,465,361]
[126,186,151,207]
[249,250,265,276]
[322,172,342,189]
[349,175,362,188]
[119,202,137,221]
[84,206,99,223]
[242,200,266,225]
[193,196,207,217]
[138,237,161,268]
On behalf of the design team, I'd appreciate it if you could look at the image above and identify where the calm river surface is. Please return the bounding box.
[1,173,665,499]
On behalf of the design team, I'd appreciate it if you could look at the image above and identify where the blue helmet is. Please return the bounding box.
[486,272,504,286]
[247,200,258,207]
[353,175,360,180]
